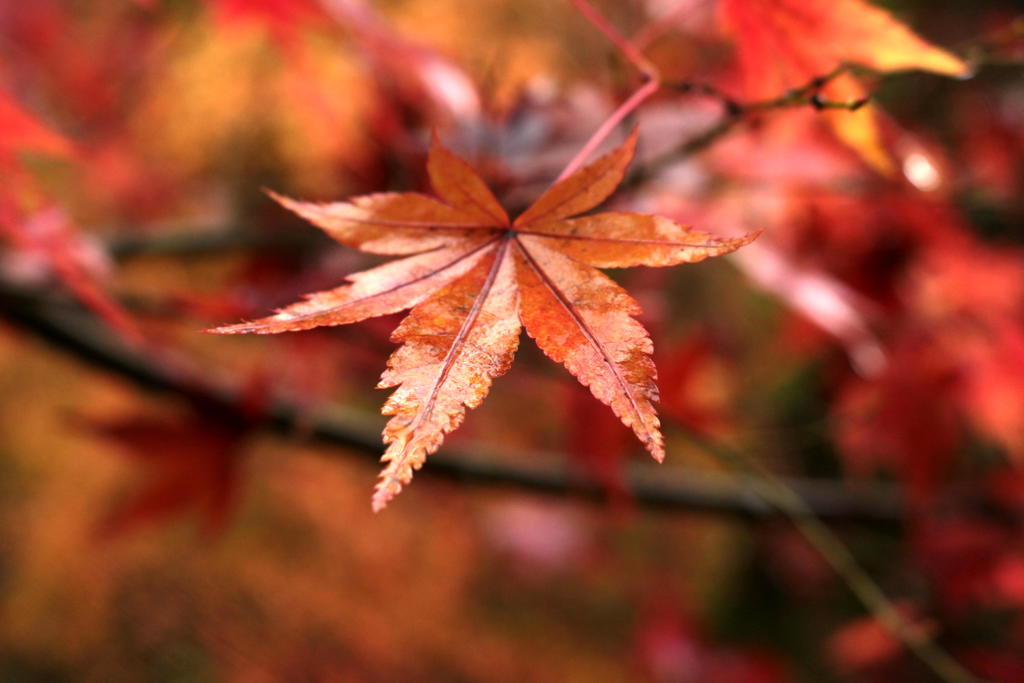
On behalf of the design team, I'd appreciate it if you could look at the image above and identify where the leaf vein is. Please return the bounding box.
[515,237,647,430]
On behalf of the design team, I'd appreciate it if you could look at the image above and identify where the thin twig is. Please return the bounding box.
[632,67,864,184]
[683,430,984,683]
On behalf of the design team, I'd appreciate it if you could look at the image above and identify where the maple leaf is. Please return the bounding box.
[92,414,245,537]
[0,79,139,341]
[211,130,758,510]
[719,0,970,173]
[0,203,141,343]
[0,84,73,169]
[88,380,266,538]
[0,80,74,199]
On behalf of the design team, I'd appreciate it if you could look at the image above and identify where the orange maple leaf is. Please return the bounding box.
[211,131,758,510]
[719,0,970,172]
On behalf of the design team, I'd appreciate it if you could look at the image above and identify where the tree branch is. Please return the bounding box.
[0,279,904,522]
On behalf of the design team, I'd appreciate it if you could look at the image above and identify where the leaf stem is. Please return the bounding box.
[558,0,661,181]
